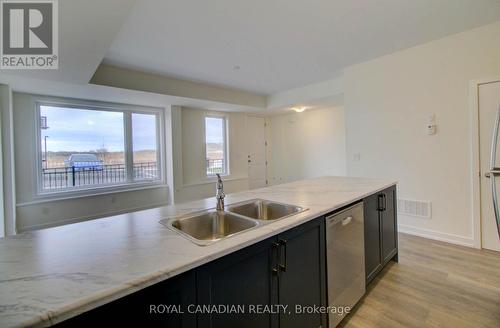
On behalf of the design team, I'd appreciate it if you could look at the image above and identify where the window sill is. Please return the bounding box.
[18,182,169,207]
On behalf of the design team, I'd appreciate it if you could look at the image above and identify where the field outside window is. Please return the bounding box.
[39,104,161,193]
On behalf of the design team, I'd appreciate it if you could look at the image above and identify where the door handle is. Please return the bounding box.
[278,239,287,272]
[484,170,500,178]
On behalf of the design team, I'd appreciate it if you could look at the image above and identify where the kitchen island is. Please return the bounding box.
[0,176,397,328]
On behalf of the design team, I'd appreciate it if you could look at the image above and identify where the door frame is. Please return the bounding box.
[469,76,500,249]
[246,115,269,188]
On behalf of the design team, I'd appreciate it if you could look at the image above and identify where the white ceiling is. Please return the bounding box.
[104,0,500,95]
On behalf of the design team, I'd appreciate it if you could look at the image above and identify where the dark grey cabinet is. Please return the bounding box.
[381,187,398,263]
[364,186,398,285]
[277,218,327,328]
[363,193,383,285]
[196,238,279,328]
[197,216,326,328]
[54,270,197,328]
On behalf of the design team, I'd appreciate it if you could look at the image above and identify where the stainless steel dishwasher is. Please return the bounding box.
[326,202,365,327]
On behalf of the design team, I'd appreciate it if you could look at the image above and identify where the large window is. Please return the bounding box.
[38,102,162,193]
[205,116,227,176]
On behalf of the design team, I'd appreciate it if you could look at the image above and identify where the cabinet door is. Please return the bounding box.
[139,270,198,328]
[381,186,398,264]
[54,271,197,328]
[364,193,383,285]
[197,238,279,328]
[277,217,327,328]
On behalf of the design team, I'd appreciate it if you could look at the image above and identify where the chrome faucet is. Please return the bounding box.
[215,173,225,211]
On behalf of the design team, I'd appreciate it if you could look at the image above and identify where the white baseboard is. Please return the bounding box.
[398,224,475,248]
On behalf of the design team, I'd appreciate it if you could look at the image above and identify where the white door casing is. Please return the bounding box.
[478,81,500,252]
[247,116,267,189]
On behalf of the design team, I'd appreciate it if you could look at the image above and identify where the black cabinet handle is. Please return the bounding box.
[378,193,387,211]
[278,239,287,272]
[377,194,384,211]
[272,242,280,274]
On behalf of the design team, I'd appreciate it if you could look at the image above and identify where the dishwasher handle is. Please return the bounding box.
[326,213,354,226]
[341,216,352,226]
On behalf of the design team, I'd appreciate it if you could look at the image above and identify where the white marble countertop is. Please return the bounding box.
[0,176,396,328]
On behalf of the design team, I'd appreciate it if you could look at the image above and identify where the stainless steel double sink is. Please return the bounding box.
[160,199,307,246]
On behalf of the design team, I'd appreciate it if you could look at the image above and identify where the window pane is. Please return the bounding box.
[40,105,125,190]
[205,117,226,175]
[132,113,159,181]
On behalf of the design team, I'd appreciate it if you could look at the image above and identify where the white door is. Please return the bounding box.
[247,116,267,189]
[479,80,500,252]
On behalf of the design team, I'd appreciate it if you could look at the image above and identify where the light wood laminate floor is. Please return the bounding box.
[340,233,500,328]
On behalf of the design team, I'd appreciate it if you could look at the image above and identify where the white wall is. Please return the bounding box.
[344,22,500,246]
[267,76,344,111]
[172,106,250,203]
[267,107,346,184]
[0,97,3,237]
[91,64,267,110]
[12,92,171,232]
[0,85,15,236]
[0,86,6,237]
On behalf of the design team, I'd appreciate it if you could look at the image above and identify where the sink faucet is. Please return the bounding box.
[215,174,225,211]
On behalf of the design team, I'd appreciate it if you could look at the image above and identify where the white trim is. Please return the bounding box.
[7,84,16,234]
[398,224,474,248]
[33,97,166,198]
[469,76,500,249]
[124,112,134,182]
[0,84,16,235]
[225,115,230,176]
[34,180,166,200]
[0,89,5,237]
[246,115,269,187]
[16,183,168,207]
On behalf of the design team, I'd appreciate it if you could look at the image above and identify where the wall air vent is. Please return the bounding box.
[397,198,431,219]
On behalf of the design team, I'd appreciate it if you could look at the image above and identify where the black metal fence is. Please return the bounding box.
[206,158,224,175]
[42,162,158,190]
